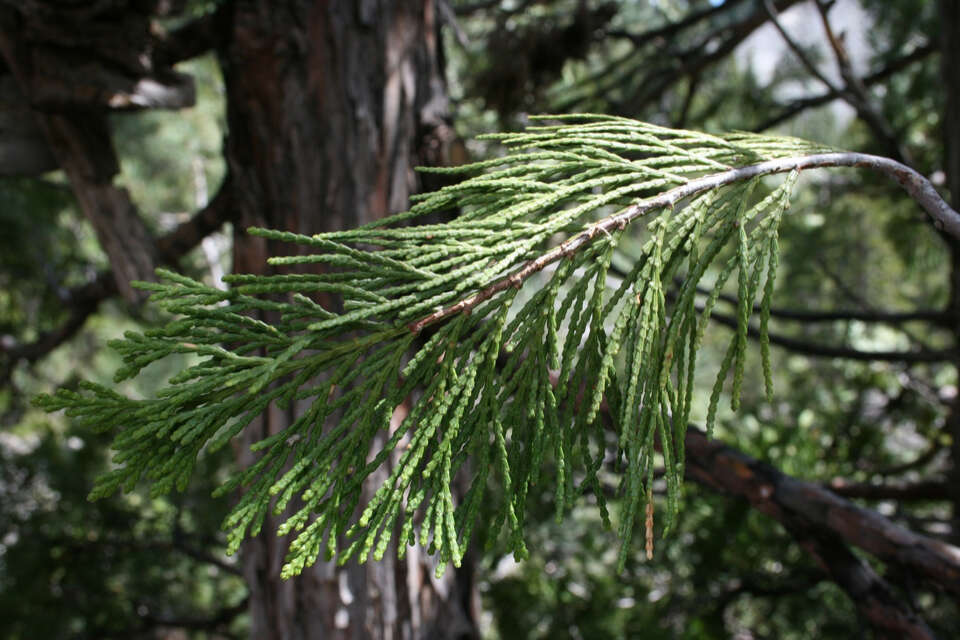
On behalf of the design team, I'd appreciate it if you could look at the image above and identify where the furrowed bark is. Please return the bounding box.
[218,2,475,638]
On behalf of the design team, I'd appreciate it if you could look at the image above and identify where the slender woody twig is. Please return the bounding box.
[755,42,934,132]
[811,0,913,165]
[763,0,839,93]
[410,152,960,332]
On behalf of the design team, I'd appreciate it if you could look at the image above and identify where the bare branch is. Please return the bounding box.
[675,275,951,327]
[827,478,951,501]
[0,295,99,387]
[786,529,936,638]
[759,0,912,164]
[756,42,935,132]
[135,597,248,634]
[761,307,950,326]
[410,152,960,332]
[0,178,235,385]
[166,538,244,577]
[34,532,242,577]
[812,0,913,165]
[762,0,839,93]
[705,306,957,363]
[557,0,806,114]
[101,596,248,640]
[551,369,948,633]
[156,175,236,259]
[674,73,700,129]
[607,0,749,49]
[683,426,960,600]
[711,570,826,613]
[868,441,946,476]
[623,0,803,112]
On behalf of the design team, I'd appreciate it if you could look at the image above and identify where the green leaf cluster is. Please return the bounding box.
[36,115,821,578]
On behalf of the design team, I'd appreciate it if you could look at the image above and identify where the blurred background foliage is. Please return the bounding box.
[0,52,245,639]
[1,0,956,638]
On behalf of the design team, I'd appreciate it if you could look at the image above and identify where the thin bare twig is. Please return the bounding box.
[760,0,913,164]
[827,478,950,501]
[606,0,749,48]
[868,440,946,476]
[703,305,956,364]
[756,42,935,132]
[683,277,950,326]
[762,0,839,92]
[558,0,806,114]
[812,0,913,164]
[0,177,235,386]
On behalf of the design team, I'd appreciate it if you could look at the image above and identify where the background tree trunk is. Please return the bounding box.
[218,2,475,637]
[0,4,173,302]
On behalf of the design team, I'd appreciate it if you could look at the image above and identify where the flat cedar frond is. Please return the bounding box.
[38,114,945,578]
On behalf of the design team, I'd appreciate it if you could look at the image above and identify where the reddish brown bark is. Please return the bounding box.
[218,2,473,638]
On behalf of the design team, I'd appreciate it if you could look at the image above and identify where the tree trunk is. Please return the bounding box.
[0,3,178,303]
[218,2,475,638]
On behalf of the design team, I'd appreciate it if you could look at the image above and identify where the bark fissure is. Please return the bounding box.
[220,2,475,638]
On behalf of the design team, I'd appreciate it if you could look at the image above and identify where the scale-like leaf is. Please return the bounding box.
[42,114,934,577]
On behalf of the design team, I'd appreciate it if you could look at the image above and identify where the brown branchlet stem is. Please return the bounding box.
[409,152,960,333]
